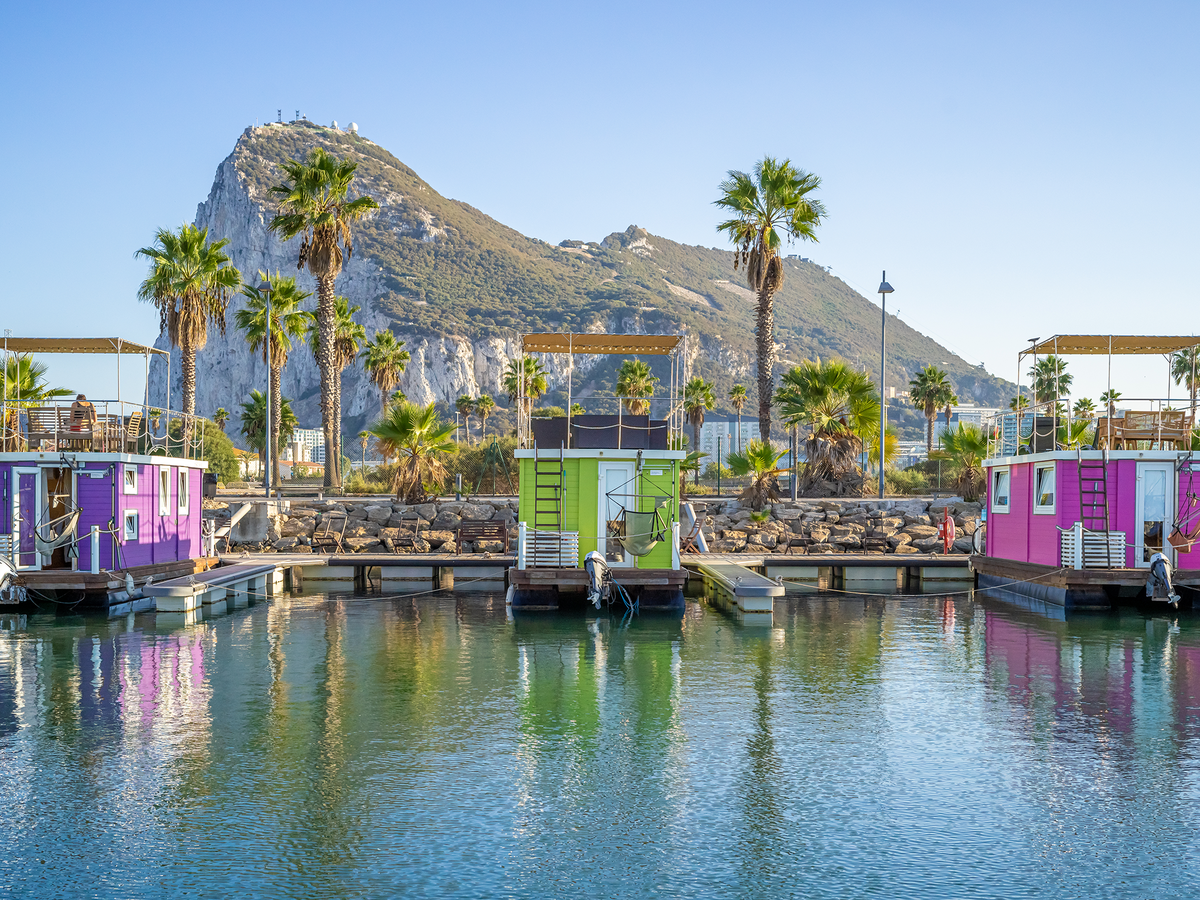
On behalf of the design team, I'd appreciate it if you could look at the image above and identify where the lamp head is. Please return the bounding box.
[878,270,894,294]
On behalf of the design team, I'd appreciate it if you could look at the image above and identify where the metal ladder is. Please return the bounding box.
[532,443,564,532]
[1078,450,1113,567]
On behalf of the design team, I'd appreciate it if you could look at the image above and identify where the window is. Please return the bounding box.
[991,468,1011,513]
[159,467,171,515]
[178,469,189,513]
[1034,463,1056,514]
[123,465,138,494]
[123,510,138,542]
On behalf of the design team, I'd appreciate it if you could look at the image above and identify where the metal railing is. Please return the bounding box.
[517,392,687,450]
[0,398,211,460]
[984,398,1200,458]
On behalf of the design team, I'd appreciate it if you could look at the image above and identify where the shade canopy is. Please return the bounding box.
[0,337,167,356]
[1023,335,1200,357]
[522,333,681,355]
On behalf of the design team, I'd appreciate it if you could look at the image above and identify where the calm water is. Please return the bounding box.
[3,591,1200,899]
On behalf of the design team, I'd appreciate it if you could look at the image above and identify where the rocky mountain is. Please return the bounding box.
[149,120,1014,443]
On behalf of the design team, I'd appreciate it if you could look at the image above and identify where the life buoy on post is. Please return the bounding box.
[938,508,956,554]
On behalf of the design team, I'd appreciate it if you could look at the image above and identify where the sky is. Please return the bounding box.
[1,0,1198,405]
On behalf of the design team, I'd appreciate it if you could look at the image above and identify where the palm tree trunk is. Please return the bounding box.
[736,409,742,453]
[180,337,196,451]
[926,414,934,454]
[271,363,282,489]
[754,284,777,442]
[790,424,799,501]
[335,366,344,479]
[315,274,339,488]
[692,420,701,454]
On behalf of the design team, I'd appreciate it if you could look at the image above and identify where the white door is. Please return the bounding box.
[1136,462,1174,567]
[598,461,636,567]
[11,467,42,570]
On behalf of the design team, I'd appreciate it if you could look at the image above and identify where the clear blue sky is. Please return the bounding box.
[2,1,1197,403]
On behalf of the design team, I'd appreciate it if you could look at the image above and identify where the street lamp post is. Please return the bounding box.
[877,272,894,499]
[258,277,273,498]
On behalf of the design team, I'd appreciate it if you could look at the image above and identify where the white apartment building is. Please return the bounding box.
[695,420,792,467]
[932,405,1002,444]
[281,427,326,463]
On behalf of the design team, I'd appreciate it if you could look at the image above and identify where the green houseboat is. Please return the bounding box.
[509,333,688,611]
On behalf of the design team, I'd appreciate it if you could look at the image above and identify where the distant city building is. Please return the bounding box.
[696,420,792,467]
[933,405,1002,444]
[283,428,326,463]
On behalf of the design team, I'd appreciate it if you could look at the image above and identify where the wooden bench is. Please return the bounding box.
[458,519,508,552]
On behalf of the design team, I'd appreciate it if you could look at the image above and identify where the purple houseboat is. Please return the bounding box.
[974,335,1200,611]
[0,338,215,608]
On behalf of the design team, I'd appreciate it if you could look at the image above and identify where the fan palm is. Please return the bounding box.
[615,359,658,416]
[368,401,457,502]
[1009,395,1030,412]
[1,354,72,450]
[728,384,748,451]
[930,423,989,502]
[358,430,370,473]
[136,224,242,427]
[1072,398,1096,419]
[775,358,880,495]
[867,426,900,475]
[475,394,496,439]
[1100,389,1122,417]
[502,355,548,419]
[237,272,313,488]
[680,450,705,498]
[1172,346,1200,407]
[1030,355,1072,405]
[361,329,410,417]
[239,390,297,469]
[570,402,585,417]
[307,296,364,470]
[456,395,476,445]
[715,157,825,442]
[680,376,716,452]
[269,146,379,488]
[213,407,229,432]
[909,366,956,453]
[1056,419,1094,450]
[727,439,788,510]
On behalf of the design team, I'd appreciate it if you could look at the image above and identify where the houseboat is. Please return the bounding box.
[974,334,1200,611]
[0,338,215,609]
[509,333,687,611]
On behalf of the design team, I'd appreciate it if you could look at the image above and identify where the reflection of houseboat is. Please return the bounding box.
[509,334,687,611]
[0,338,214,609]
[974,335,1200,611]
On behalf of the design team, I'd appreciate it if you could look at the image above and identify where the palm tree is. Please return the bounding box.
[269,146,379,489]
[475,394,496,439]
[615,359,658,415]
[502,355,548,419]
[680,451,705,498]
[1030,355,1072,405]
[456,395,476,445]
[1172,346,1200,407]
[909,366,956,454]
[1056,419,1094,450]
[728,384,748,452]
[1009,395,1030,412]
[775,358,880,495]
[1,354,72,450]
[330,297,365,468]
[867,426,900,476]
[358,430,370,473]
[237,272,313,488]
[136,224,242,428]
[942,392,960,435]
[930,423,989,502]
[570,402,585,417]
[213,407,229,432]
[1072,398,1096,419]
[1100,389,1122,417]
[239,390,297,471]
[715,157,825,442]
[727,439,788,510]
[361,329,411,418]
[680,376,716,453]
[368,401,457,502]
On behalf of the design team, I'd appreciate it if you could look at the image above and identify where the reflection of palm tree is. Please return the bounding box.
[740,641,783,865]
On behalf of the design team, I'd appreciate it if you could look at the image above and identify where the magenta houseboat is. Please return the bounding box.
[975,335,1200,611]
[0,338,215,609]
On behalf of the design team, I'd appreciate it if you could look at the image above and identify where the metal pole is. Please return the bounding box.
[717,433,721,495]
[567,333,573,447]
[264,277,272,497]
[1107,335,1112,448]
[878,275,886,499]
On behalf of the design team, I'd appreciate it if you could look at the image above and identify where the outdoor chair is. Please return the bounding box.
[311,514,347,553]
[122,411,144,453]
[784,534,812,555]
[390,511,424,552]
[25,407,61,451]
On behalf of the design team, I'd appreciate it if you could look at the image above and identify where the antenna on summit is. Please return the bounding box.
[296,109,300,120]
[277,109,282,123]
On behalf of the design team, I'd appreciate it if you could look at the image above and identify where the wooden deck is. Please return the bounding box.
[509,567,687,588]
[972,554,1200,588]
[15,557,218,594]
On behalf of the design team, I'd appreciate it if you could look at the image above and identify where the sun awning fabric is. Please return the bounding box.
[0,338,167,356]
[521,333,681,355]
[1023,335,1200,356]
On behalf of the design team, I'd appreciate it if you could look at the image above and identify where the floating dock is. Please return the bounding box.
[692,560,785,625]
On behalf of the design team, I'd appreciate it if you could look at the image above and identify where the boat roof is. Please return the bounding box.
[1,337,167,356]
[1023,335,1200,357]
[522,333,681,355]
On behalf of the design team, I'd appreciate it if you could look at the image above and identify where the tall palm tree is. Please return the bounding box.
[358,430,370,473]
[942,392,960,435]
[1030,355,1072,405]
[135,224,241,427]
[236,272,313,488]
[715,157,825,442]
[1009,395,1030,412]
[475,394,496,439]
[908,366,956,454]
[361,329,410,417]
[930,423,989,502]
[727,439,788,510]
[1172,346,1200,407]
[615,359,658,415]
[502,355,548,419]
[269,146,379,489]
[306,296,363,470]
[239,389,297,470]
[1100,389,1122,417]
[728,383,748,452]
[680,376,716,453]
[368,401,457,502]
[1,354,71,450]
[213,407,229,432]
[1072,398,1096,419]
[775,358,880,495]
[455,395,476,445]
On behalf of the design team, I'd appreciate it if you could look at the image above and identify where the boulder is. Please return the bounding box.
[281,517,316,537]
[431,510,463,531]
[346,505,367,520]
[894,544,921,554]
[903,513,932,526]
[424,530,456,548]
[291,545,313,554]
[364,505,392,523]
[747,533,778,549]
[415,503,438,521]
[887,533,913,548]
[957,518,978,536]
[903,524,939,540]
[830,524,864,537]
[475,540,506,553]
[492,507,516,524]
[346,521,381,538]
[808,543,838,554]
[460,502,496,521]
[439,541,457,554]
[344,537,384,553]
[913,537,942,553]
[952,537,975,554]
[273,537,300,551]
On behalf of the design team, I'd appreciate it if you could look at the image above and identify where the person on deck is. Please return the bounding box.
[70,394,98,445]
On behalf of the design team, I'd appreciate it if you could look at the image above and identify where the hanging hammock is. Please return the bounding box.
[604,468,671,557]
[35,508,81,556]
